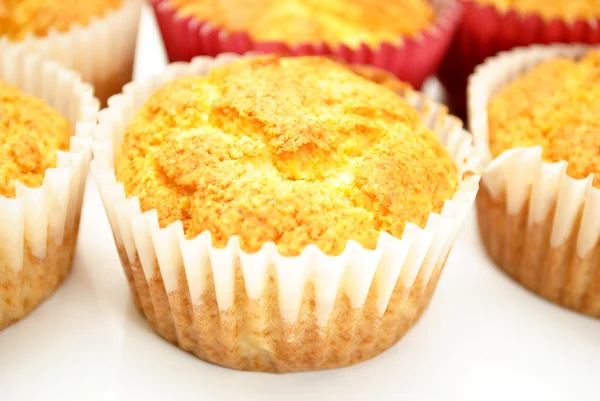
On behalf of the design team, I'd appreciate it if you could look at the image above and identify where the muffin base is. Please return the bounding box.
[116,242,449,372]
[0,232,79,330]
[477,185,600,318]
[94,57,135,106]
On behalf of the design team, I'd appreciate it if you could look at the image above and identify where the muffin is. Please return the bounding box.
[0,0,142,105]
[438,0,600,117]
[469,44,600,317]
[92,54,480,372]
[0,47,98,330]
[169,0,435,46]
[150,0,462,89]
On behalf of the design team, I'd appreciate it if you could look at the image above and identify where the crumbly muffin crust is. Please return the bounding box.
[488,51,600,188]
[168,0,435,47]
[0,80,71,198]
[116,55,457,256]
[474,0,600,21]
[0,0,122,40]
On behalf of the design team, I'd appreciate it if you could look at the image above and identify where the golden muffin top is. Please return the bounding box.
[0,0,122,41]
[488,51,600,188]
[116,56,457,256]
[169,0,435,47]
[0,80,71,198]
[474,0,600,21]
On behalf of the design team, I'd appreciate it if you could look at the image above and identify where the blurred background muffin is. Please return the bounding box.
[92,54,480,372]
[0,48,97,330]
[0,0,142,105]
[438,0,600,119]
[169,0,435,47]
[150,0,462,89]
[469,44,600,317]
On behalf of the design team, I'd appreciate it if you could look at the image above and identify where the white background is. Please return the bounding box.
[1,5,599,401]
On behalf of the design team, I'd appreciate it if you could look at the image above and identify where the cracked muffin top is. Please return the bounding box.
[0,80,71,198]
[474,0,600,21]
[0,0,122,41]
[168,0,435,47]
[116,55,458,256]
[488,51,600,188]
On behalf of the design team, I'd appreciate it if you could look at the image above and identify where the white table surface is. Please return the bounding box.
[1,5,599,401]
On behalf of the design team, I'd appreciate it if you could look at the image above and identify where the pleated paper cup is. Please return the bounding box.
[0,0,142,106]
[468,44,600,317]
[0,47,99,330]
[150,0,462,89]
[438,0,600,117]
[91,54,481,373]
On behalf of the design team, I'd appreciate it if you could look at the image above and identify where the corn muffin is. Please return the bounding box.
[471,45,600,318]
[474,0,600,21]
[0,81,71,198]
[0,0,122,41]
[168,0,435,47]
[0,0,141,105]
[93,53,480,372]
[0,50,97,330]
[115,55,457,256]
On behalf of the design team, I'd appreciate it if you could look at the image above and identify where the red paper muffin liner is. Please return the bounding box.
[438,0,600,117]
[150,0,463,89]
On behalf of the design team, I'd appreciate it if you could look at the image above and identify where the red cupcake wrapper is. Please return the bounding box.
[150,0,463,89]
[438,0,600,117]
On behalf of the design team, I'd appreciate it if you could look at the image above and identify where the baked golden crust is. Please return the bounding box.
[116,55,457,256]
[343,63,413,93]
[488,51,600,188]
[0,0,122,40]
[168,0,435,47]
[474,0,600,20]
[0,80,71,198]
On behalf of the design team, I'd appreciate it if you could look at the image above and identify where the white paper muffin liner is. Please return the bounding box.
[0,0,142,105]
[468,44,600,317]
[92,54,481,372]
[0,47,99,329]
